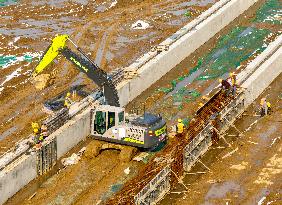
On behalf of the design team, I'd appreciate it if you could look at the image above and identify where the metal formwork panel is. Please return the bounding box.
[36,137,57,175]
[219,92,245,134]
[43,108,70,134]
[134,165,171,205]
[183,124,213,172]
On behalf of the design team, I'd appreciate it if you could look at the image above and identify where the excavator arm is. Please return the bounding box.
[32,35,69,77]
[32,35,120,107]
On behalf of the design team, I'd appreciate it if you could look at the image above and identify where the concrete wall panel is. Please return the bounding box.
[56,108,91,158]
[0,154,37,205]
[243,46,282,107]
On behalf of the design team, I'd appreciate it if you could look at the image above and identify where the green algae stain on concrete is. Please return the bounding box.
[157,0,280,95]
[254,0,282,25]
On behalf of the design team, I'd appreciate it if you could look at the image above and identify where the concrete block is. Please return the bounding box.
[0,154,37,205]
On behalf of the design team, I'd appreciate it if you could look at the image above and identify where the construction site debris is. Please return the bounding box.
[131,20,150,30]
[61,153,81,167]
[31,74,53,90]
[124,167,130,175]
[230,162,248,170]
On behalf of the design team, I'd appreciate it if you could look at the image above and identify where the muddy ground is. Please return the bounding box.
[0,0,217,154]
[161,73,282,205]
[4,0,282,204]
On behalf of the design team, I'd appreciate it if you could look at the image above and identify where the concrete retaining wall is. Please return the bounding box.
[0,108,92,205]
[242,41,282,107]
[56,108,91,158]
[117,0,259,107]
[237,35,282,85]
[0,154,37,205]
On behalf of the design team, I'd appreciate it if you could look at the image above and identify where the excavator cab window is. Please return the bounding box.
[108,111,115,129]
[118,111,124,125]
[94,111,106,135]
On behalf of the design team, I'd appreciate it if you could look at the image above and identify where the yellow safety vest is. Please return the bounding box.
[177,123,184,134]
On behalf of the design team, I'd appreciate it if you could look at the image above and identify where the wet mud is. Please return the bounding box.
[2,0,282,204]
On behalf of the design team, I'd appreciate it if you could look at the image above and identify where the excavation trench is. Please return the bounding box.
[3,0,281,204]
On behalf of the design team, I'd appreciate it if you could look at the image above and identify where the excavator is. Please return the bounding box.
[32,35,167,151]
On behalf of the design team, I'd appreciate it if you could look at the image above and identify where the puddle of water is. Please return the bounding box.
[258,125,277,141]
[0,52,40,69]
[204,181,243,202]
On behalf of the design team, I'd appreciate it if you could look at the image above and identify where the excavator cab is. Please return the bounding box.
[92,105,125,136]
[91,105,167,149]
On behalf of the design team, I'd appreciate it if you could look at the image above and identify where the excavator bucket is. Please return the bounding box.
[31,35,69,89]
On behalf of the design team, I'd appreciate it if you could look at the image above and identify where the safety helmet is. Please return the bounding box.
[32,122,39,129]
[229,72,235,77]
[66,92,71,97]
[33,128,39,134]
[178,119,182,123]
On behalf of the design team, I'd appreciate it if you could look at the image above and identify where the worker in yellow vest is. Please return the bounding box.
[229,72,237,96]
[32,122,40,135]
[31,122,41,147]
[260,98,268,117]
[267,101,271,115]
[176,119,185,134]
[64,92,73,108]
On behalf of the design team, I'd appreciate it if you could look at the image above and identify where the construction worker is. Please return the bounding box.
[219,78,232,96]
[41,123,49,140]
[176,119,185,135]
[229,72,237,96]
[31,122,41,146]
[260,98,268,117]
[64,92,73,108]
[267,101,272,115]
[32,122,40,135]
[230,72,236,84]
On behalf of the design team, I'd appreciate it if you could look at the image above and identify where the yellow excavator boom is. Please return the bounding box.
[32,34,69,77]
